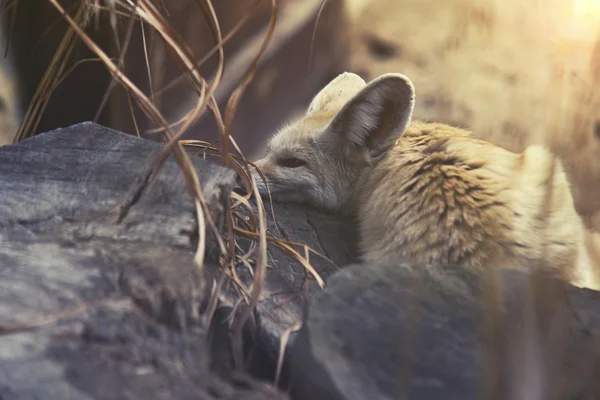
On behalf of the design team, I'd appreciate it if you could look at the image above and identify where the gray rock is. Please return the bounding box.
[226,201,359,361]
[0,122,288,399]
[8,121,600,400]
[289,263,600,400]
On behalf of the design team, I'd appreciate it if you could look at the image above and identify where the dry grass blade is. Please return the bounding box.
[4,0,18,57]
[307,0,327,69]
[234,172,269,327]
[221,0,277,164]
[204,273,228,327]
[180,139,280,229]
[140,19,154,101]
[47,57,118,94]
[275,322,302,386]
[148,0,262,103]
[233,225,326,288]
[92,5,139,126]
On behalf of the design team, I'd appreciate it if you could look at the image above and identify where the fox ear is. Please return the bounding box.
[307,72,367,116]
[325,73,415,153]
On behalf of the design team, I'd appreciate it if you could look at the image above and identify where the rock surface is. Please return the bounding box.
[289,263,600,400]
[227,201,359,361]
[0,122,289,399]
[11,121,599,400]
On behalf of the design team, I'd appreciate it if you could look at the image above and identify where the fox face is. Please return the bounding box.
[250,72,416,213]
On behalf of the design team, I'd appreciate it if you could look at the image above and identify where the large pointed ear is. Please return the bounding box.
[307,72,367,116]
[325,73,415,154]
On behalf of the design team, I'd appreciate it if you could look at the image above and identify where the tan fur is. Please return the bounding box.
[250,72,600,291]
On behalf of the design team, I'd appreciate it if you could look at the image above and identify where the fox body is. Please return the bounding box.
[250,72,600,290]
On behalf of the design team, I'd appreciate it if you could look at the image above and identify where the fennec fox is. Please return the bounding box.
[249,72,600,290]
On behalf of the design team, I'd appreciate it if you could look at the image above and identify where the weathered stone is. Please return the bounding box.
[0,122,287,399]
[222,201,359,363]
[7,123,600,400]
[289,263,600,400]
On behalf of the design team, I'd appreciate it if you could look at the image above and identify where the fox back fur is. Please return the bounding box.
[250,71,600,290]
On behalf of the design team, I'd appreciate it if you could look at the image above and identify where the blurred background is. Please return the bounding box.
[1,0,600,228]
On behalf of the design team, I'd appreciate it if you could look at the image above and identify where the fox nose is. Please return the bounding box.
[233,173,246,194]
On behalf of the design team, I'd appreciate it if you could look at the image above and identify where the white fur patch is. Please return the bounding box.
[308,72,367,115]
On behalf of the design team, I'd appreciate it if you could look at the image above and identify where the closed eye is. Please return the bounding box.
[277,157,306,168]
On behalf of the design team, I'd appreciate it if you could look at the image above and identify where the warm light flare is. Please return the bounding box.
[548,0,600,56]
[573,0,600,20]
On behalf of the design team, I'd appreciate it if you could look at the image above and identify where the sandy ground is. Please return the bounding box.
[346,0,600,231]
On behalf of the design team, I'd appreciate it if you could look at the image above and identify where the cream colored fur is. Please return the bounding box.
[250,71,600,291]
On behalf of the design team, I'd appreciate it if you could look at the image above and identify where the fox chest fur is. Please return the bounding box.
[250,72,600,290]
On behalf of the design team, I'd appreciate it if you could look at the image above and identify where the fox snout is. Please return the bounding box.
[233,173,245,193]
[232,163,271,198]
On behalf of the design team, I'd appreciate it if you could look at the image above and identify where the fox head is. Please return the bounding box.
[249,72,416,213]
